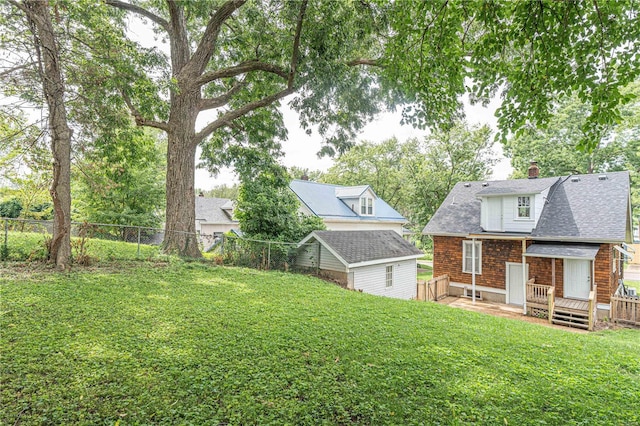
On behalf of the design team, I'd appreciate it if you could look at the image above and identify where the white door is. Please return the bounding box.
[487,198,503,231]
[564,259,591,300]
[507,262,528,305]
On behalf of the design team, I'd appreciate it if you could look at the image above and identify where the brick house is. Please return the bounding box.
[422,164,633,326]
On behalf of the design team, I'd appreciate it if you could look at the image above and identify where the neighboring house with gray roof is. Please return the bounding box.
[195,196,238,248]
[422,163,633,327]
[297,230,423,299]
[289,179,408,235]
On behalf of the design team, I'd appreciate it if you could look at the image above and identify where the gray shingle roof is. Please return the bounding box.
[311,230,423,265]
[532,172,630,241]
[524,243,600,259]
[422,171,631,242]
[195,197,237,224]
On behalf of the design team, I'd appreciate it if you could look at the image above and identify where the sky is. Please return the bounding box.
[195,96,512,190]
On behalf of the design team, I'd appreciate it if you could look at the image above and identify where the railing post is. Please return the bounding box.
[548,287,555,324]
[137,227,141,257]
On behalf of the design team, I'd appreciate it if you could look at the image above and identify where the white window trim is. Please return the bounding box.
[360,196,374,216]
[385,265,393,287]
[462,240,482,274]
[515,196,533,220]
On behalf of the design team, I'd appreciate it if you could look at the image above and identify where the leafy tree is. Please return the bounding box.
[0,198,23,218]
[322,138,415,213]
[322,123,496,232]
[73,128,166,229]
[4,0,639,259]
[288,167,324,183]
[200,184,239,200]
[7,0,73,269]
[234,146,324,242]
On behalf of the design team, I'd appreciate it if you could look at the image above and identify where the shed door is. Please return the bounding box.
[563,259,591,300]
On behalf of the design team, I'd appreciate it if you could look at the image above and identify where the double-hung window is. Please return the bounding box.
[517,196,531,219]
[385,265,393,287]
[360,197,374,215]
[462,240,482,274]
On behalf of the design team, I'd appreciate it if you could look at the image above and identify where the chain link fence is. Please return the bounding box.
[2,217,318,272]
[207,233,319,272]
[1,217,169,262]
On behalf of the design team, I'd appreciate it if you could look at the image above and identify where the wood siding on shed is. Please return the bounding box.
[353,259,417,299]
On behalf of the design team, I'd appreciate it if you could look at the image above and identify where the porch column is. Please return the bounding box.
[522,239,527,314]
[472,237,476,305]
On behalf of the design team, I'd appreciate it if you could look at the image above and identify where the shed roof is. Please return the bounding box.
[301,230,423,267]
[524,243,600,260]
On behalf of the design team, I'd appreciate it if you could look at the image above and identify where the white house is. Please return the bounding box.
[289,179,408,235]
[195,196,238,247]
[297,230,424,299]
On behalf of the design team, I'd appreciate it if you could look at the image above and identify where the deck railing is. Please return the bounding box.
[526,280,552,305]
[587,285,597,331]
[547,287,555,324]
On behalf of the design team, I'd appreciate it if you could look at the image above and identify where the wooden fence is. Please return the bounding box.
[611,295,640,326]
[417,274,449,301]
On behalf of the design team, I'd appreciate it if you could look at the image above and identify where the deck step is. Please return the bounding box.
[552,308,590,330]
[551,318,590,329]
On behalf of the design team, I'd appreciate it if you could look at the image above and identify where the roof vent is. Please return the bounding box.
[463,183,471,187]
[481,182,489,187]
[598,174,607,180]
[570,177,580,182]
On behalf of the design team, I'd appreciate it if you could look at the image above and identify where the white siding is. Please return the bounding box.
[319,245,347,272]
[501,195,536,233]
[352,259,417,299]
[323,220,405,236]
[296,243,320,269]
[200,223,237,236]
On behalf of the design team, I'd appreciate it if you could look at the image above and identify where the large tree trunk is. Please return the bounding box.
[21,0,72,269]
[162,90,202,258]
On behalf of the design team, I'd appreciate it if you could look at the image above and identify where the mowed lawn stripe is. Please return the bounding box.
[1,263,639,425]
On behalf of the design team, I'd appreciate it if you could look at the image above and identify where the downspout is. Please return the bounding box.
[472,237,476,305]
[522,239,527,315]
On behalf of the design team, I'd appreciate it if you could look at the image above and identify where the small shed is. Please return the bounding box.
[297,230,424,299]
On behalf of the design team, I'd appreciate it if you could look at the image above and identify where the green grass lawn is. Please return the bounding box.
[417,264,433,281]
[2,263,639,425]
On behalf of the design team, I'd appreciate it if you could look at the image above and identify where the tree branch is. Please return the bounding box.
[104,0,170,33]
[196,60,288,87]
[194,87,294,145]
[346,58,382,67]
[0,61,36,77]
[189,0,247,75]
[288,0,308,87]
[121,90,169,131]
[198,81,246,111]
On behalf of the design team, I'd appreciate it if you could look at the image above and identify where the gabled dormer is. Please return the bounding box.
[476,177,559,234]
[335,185,377,216]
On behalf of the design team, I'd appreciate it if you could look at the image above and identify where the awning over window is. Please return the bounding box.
[524,243,600,260]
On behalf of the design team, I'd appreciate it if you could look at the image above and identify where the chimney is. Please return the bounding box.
[301,174,309,181]
[528,161,539,179]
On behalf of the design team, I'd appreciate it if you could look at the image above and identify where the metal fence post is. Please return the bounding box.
[267,241,271,270]
[3,218,7,258]
[137,227,141,257]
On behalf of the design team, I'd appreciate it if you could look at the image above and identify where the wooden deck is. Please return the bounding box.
[554,297,589,313]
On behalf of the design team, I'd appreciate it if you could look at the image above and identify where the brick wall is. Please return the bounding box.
[433,236,523,290]
[433,237,615,304]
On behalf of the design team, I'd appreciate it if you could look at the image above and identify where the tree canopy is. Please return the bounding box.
[2,0,639,258]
